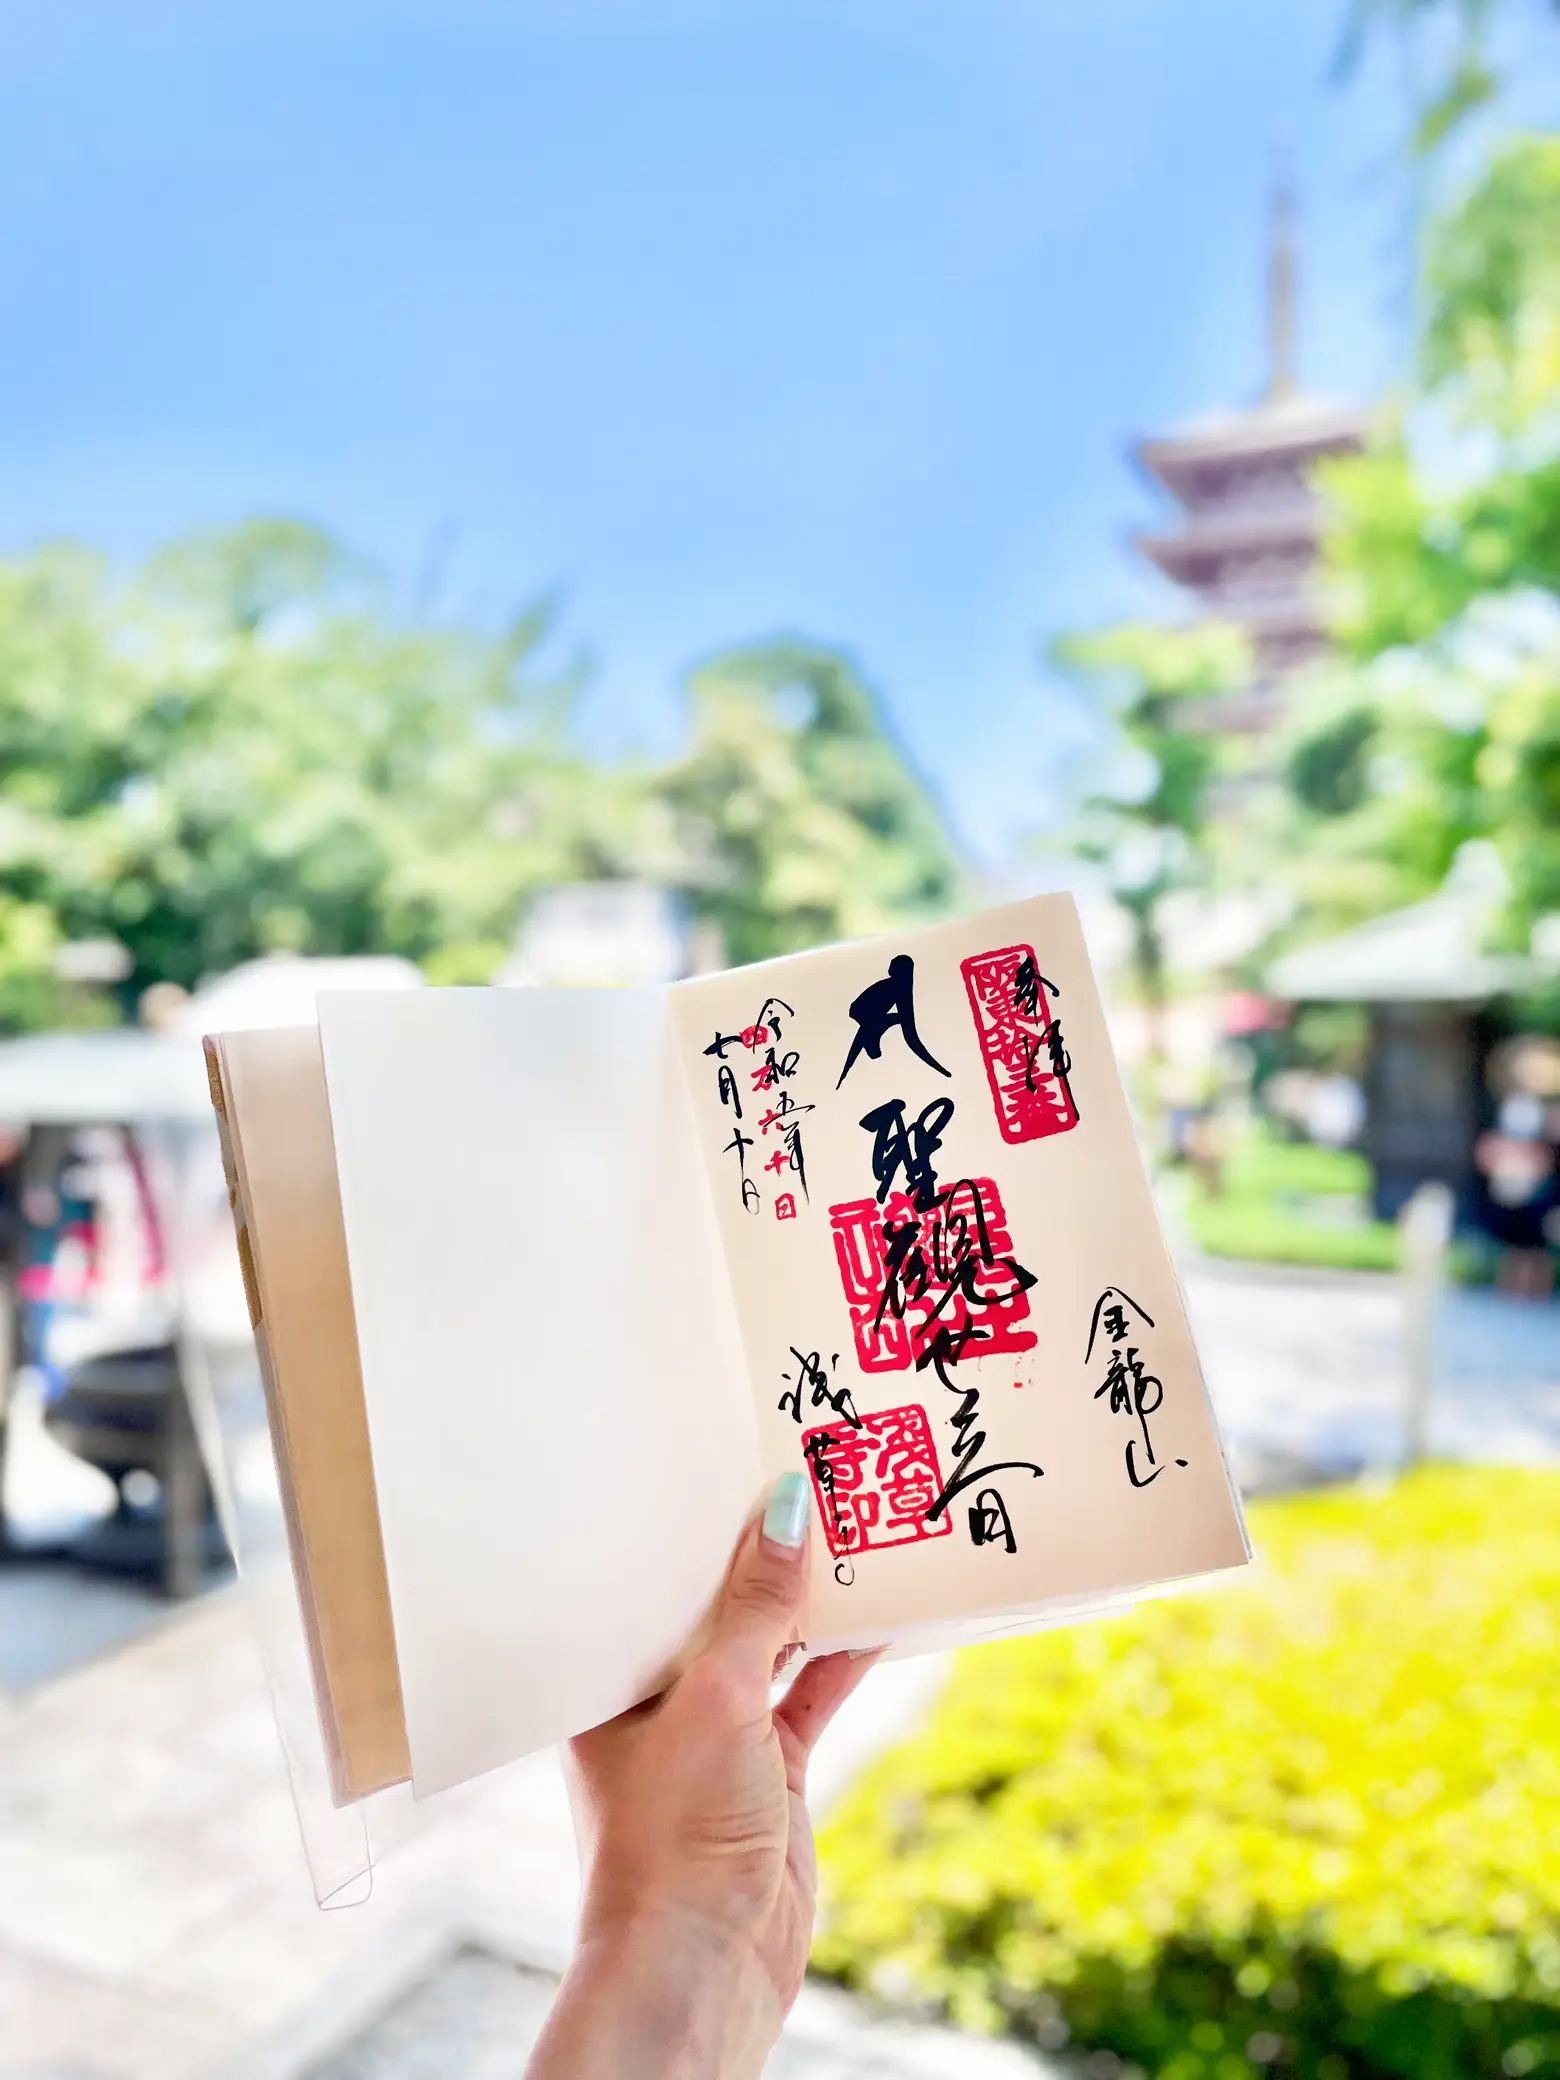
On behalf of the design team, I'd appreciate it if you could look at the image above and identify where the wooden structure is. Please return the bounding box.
[1133,181,1367,735]
[1268,862,1532,1219]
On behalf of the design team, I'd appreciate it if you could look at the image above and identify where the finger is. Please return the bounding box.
[774,1647,883,1765]
[708,1470,811,1676]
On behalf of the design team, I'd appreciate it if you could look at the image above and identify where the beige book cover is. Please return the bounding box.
[208,892,1249,1808]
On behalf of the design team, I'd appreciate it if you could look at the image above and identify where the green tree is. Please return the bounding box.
[661,639,964,968]
[1290,134,1560,948]
[0,521,642,1016]
[1274,623,1507,938]
[0,528,965,1026]
[1324,138,1560,661]
[1333,0,1554,152]
[1421,131,1560,424]
[1050,622,1248,1053]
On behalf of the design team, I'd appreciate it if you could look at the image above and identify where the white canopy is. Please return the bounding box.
[0,956,427,1125]
[180,954,423,1036]
[1269,887,1531,1005]
[0,1031,212,1125]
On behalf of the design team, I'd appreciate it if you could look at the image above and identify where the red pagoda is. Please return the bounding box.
[1133,182,1367,732]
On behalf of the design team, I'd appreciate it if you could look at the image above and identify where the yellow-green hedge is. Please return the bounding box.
[815,1470,1560,2080]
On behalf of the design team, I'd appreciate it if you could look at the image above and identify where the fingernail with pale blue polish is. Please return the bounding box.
[763,1470,811,1550]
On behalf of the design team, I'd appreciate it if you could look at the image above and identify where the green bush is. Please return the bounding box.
[1184,1191,1402,1273]
[1214,1131,1373,1202]
[815,1470,1560,2080]
[1181,1127,1403,1275]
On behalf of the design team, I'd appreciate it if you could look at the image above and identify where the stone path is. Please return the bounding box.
[4,1253,1556,2077]
[0,1588,1050,2079]
[293,1945,1049,2080]
[1181,1257,1560,1487]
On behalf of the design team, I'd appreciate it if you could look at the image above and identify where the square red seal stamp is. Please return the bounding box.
[828,1176,1038,1373]
[960,942,1079,1145]
[801,1403,952,1558]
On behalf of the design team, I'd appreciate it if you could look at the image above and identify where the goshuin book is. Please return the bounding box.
[206,893,1249,1808]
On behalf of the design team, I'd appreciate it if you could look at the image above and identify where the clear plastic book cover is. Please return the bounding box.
[171,1113,401,1908]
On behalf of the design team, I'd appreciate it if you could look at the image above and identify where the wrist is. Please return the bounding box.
[548,1911,779,2080]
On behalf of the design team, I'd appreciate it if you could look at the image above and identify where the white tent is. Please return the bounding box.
[0,956,425,1126]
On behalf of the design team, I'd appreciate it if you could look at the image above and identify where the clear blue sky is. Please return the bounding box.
[2,1,1555,865]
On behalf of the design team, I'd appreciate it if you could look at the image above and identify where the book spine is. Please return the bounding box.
[204,1038,263,1334]
[203,1035,357,1808]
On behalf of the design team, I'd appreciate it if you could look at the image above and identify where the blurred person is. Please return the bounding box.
[525,1472,878,2080]
[1159,1057,1213,1165]
[16,1126,89,1399]
[1305,1074,1364,1150]
[1474,1092,1558,1300]
[1184,1106,1226,1198]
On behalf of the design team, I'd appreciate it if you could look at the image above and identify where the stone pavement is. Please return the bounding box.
[3,1253,1556,2077]
[0,1588,1052,2080]
[293,1946,1050,2080]
[1181,1256,1560,1487]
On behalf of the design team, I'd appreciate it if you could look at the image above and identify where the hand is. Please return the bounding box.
[525,1472,880,2080]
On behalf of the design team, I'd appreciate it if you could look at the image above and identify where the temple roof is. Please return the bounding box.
[1267,851,1534,1004]
[1137,503,1325,573]
[1136,390,1368,495]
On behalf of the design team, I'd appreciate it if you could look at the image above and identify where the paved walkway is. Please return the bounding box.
[1181,1256,1560,1488]
[3,1256,1556,2076]
[0,1587,1049,2079]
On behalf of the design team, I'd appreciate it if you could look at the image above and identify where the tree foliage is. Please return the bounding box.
[0,523,612,1016]
[1050,621,1249,1024]
[1323,138,1560,657]
[1291,134,1560,948]
[1422,133,1560,422]
[1333,0,1545,153]
[661,639,964,968]
[0,526,960,1027]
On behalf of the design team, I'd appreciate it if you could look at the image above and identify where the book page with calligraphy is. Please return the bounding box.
[669,892,1249,1655]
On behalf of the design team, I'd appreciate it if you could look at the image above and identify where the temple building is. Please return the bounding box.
[1132,183,1368,734]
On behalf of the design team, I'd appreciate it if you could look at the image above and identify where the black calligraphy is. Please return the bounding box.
[779,1346,859,1430]
[921,1323,1042,1533]
[969,1488,1016,1552]
[803,1427,856,1584]
[875,1177,1038,1353]
[858,1095,955,1212]
[1087,1285,1185,1489]
[704,997,810,1214]
[1013,955,1078,1116]
[837,954,951,1088]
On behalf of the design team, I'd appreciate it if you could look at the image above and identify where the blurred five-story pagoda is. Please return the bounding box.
[1133,179,1366,735]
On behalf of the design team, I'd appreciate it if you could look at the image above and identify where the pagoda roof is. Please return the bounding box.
[1136,390,1367,493]
[1137,505,1325,575]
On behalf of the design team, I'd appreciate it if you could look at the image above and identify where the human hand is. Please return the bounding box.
[524,1472,880,2080]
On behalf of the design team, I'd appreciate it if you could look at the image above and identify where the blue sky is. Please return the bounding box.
[2,1,1556,865]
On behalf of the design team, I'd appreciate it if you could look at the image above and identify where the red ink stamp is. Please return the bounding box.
[802,1403,952,1558]
[774,1192,797,1220]
[828,1177,1037,1374]
[961,943,1079,1145]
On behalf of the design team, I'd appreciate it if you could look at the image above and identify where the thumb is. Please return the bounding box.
[709,1470,811,1677]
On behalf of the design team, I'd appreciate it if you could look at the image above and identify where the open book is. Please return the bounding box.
[205,893,1248,1809]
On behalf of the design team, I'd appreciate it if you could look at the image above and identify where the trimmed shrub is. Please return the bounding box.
[814,1469,1560,2079]
[1181,1127,1402,1275]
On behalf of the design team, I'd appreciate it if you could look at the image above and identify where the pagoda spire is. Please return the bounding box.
[1266,168,1297,402]
[1131,160,1367,723]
